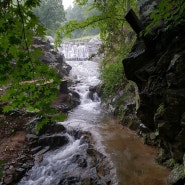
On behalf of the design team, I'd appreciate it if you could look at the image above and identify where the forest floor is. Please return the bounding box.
[0,92,65,166]
[0,110,34,165]
[0,92,69,184]
[0,109,35,183]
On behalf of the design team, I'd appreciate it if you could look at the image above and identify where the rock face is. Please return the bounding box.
[123,0,185,164]
[32,36,71,78]
[32,36,80,112]
[22,122,113,185]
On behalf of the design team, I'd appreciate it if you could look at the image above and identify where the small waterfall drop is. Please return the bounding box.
[61,43,89,61]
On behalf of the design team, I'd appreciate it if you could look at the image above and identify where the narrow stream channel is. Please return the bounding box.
[64,59,170,185]
[18,55,170,184]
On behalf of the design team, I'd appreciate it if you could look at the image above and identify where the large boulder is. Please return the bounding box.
[32,37,71,78]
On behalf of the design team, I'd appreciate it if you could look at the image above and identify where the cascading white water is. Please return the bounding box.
[18,57,117,185]
[17,39,170,185]
[61,43,89,61]
[65,60,101,122]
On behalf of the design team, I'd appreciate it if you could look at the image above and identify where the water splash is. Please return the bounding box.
[61,43,89,61]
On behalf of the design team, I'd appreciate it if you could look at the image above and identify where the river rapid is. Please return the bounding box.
[18,57,169,185]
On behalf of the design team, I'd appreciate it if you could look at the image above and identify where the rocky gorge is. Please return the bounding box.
[0,37,115,185]
[123,0,185,184]
[1,1,184,183]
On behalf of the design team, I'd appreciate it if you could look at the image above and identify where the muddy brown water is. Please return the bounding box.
[99,117,170,185]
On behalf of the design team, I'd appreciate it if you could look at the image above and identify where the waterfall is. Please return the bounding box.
[58,38,102,61]
[61,43,89,61]
[18,47,117,185]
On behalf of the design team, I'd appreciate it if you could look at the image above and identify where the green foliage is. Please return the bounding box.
[56,0,137,98]
[33,0,66,36]
[0,0,66,128]
[57,0,137,41]
[157,103,165,113]
[56,0,137,54]
[36,113,67,130]
[145,0,185,34]
[101,61,124,97]
[165,158,177,168]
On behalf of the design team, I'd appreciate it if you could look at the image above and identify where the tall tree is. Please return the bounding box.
[56,0,137,54]
[33,0,66,36]
[65,0,100,38]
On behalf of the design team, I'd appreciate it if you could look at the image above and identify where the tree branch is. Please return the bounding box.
[16,0,35,80]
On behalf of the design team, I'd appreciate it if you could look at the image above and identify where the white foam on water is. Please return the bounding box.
[18,58,117,185]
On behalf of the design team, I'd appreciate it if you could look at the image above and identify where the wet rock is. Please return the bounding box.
[3,175,13,184]
[26,117,40,135]
[39,122,66,135]
[167,165,185,185]
[59,176,81,185]
[26,134,38,141]
[70,90,80,100]
[59,81,68,94]
[149,132,157,140]
[69,90,81,107]
[89,86,97,92]
[32,37,71,78]
[31,146,42,154]
[38,134,69,149]
[41,52,56,64]
[71,155,87,168]
[22,161,34,169]
[102,82,139,131]
[33,37,51,51]
[35,146,50,156]
[16,168,25,173]
[52,90,81,113]
[88,91,100,102]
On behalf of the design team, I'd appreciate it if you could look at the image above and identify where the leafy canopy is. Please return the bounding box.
[0,0,66,129]
[65,0,100,38]
[145,0,185,33]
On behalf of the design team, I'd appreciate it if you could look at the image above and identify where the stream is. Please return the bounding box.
[18,47,170,184]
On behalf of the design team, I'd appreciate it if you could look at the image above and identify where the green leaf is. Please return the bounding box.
[36,118,49,131]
